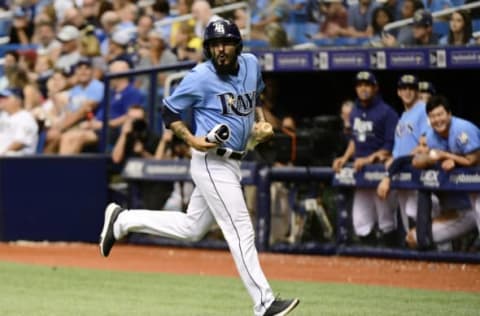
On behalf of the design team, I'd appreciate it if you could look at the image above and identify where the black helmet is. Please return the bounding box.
[203,19,243,58]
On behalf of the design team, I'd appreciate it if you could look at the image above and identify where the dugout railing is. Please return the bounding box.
[119,158,480,263]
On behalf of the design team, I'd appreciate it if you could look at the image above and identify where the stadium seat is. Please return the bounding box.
[433,21,450,37]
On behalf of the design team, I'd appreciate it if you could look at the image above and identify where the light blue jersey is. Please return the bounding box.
[393,101,430,158]
[163,53,264,151]
[426,116,480,155]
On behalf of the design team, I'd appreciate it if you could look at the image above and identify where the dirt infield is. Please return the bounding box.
[0,242,479,293]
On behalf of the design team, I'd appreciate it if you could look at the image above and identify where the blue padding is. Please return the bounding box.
[473,19,480,32]
[433,21,449,37]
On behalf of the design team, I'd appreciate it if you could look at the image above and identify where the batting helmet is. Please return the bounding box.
[203,19,243,59]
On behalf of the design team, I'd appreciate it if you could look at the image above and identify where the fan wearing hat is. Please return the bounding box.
[0,88,39,155]
[410,9,440,45]
[333,71,400,246]
[106,29,135,67]
[55,25,82,73]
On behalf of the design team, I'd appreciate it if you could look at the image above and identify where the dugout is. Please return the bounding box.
[263,69,480,128]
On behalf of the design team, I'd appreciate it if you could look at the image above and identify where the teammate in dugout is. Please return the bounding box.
[377,74,434,234]
[332,71,399,246]
[99,19,299,316]
[410,95,479,249]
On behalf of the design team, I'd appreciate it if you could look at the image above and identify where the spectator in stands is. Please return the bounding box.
[44,58,104,153]
[383,8,439,46]
[31,54,54,98]
[0,51,19,90]
[5,65,43,111]
[171,21,203,62]
[418,80,436,103]
[312,0,348,39]
[170,0,195,47]
[58,60,144,154]
[151,0,173,41]
[136,14,155,51]
[55,25,82,74]
[79,25,107,80]
[62,7,87,31]
[31,68,71,131]
[33,22,61,59]
[191,0,222,39]
[382,0,402,21]
[9,5,34,44]
[332,71,399,246]
[99,11,121,56]
[111,104,173,209]
[377,74,431,234]
[80,0,102,28]
[137,28,178,94]
[382,0,425,46]
[411,95,480,250]
[250,0,290,44]
[118,2,138,33]
[105,28,135,67]
[439,10,475,45]
[0,88,38,155]
[341,0,378,38]
[369,6,394,42]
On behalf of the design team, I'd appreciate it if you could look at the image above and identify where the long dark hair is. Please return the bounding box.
[448,10,473,45]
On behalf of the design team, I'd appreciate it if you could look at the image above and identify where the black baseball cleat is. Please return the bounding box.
[99,203,125,257]
[264,297,300,316]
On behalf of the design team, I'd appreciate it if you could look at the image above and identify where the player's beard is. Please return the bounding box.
[212,52,238,75]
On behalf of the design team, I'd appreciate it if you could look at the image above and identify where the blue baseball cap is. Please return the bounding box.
[418,81,436,94]
[0,88,24,100]
[397,74,418,88]
[355,71,377,85]
[413,9,433,27]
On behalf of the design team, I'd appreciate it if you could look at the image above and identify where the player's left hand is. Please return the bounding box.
[246,122,274,150]
[441,158,455,171]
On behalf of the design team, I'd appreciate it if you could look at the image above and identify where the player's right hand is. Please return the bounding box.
[332,157,347,173]
[187,135,218,152]
[376,177,390,200]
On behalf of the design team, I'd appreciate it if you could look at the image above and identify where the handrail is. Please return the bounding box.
[384,1,480,32]
[163,70,189,97]
[154,2,251,40]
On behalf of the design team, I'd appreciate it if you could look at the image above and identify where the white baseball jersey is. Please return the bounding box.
[0,110,39,155]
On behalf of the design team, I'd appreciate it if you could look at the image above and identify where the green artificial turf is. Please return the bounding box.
[0,261,478,316]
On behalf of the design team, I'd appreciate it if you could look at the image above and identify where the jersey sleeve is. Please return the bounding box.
[163,69,202,113]
[382,107,399,151]
[455,121,480,154]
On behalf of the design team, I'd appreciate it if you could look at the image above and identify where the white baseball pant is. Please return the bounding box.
[353,188,396,236]
[113,149,275,316]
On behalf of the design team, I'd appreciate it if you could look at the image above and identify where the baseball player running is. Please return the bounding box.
[332,71,399,246]
[99,19,299,316]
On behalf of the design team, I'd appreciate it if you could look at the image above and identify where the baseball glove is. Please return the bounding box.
[246,121,274,150]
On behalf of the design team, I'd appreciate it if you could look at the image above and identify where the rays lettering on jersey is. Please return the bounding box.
[218,91,256,116]
[353,117,373,142]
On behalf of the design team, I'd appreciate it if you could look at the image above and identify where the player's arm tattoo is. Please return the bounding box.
[170,121,193,144]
